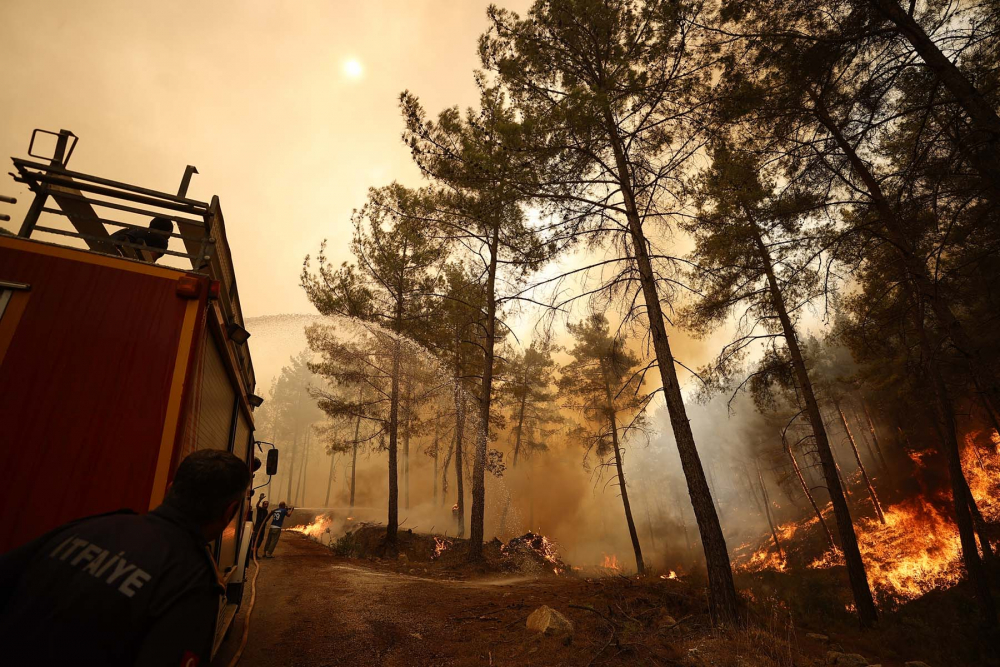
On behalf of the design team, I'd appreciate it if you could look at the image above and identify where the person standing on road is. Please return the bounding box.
[252,495,270,558]
[263,501,293,558]
[0,449,251,667]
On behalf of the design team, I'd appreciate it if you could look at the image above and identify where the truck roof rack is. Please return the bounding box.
[9,128,255,394]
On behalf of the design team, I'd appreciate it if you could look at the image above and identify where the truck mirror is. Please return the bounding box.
[266,449,279,476]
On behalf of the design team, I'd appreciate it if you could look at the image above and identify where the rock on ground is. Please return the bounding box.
[526,605,574,636]
[827,651,868,666]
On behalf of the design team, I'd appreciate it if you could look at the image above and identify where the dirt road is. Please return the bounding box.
[212,532,666,667]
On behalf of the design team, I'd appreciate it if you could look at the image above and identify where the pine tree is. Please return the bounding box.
[684,143,879,624]
[401,88,549,560]
[481,0,740,621]
[497,336,561,536]
[302,184,445,552]
[558,314,651,575]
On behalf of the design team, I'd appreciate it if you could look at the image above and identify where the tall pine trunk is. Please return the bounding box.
[603,110,737,624]
[453,337,466,537]
[469,224,500,561]
[300,429,311,506]
[601,358,645,575]
[748,214,878,626]
[387,338,401,552]
[403,389,411,511]
[814,90,998,624]
[911,294,998,626]
[281,431,296,501]
[852,407,884,475]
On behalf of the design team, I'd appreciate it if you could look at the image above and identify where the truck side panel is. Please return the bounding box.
[0,238,199,552]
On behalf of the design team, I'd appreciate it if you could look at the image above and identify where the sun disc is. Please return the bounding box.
[343,58,364,80]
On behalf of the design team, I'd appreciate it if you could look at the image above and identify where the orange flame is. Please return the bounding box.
[289,514,333,540]
[432,537,451,559]
[601,554,621,571]
[736,428,1000,608]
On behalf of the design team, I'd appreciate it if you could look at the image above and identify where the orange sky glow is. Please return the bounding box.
[0,0,532,317]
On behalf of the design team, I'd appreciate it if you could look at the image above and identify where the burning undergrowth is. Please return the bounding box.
[733,428,1000,612]
[494,532,569,575]
[287,513,336,544]
[315,522,573,576]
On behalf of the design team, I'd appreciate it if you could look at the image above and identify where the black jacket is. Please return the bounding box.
[0,505,223,666]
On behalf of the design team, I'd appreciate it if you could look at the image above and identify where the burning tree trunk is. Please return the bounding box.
[837,401,885,524]
[600,358,645,576]
[784,432,835,549]
[749,219,878,626]
[755,458,784,561]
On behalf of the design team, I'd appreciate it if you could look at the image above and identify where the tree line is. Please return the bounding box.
[297,0,1000,629]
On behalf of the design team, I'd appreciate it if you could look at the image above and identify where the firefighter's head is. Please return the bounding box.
[164,449,251,540]
[149,216,174,236]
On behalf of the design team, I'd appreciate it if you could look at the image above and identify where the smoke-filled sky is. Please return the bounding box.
[2,1,843,568]
[0,0,531,317]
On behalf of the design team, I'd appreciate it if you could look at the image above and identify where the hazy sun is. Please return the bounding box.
[343,58,364,80]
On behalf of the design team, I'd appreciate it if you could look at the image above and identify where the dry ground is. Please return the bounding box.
[212,532,987,667]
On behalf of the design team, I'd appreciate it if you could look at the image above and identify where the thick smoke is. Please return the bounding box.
[245,313,841,575]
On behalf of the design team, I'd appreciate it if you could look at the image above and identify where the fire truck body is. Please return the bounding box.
[0,130,263,653]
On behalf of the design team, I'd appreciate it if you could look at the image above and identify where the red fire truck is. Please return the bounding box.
[0,129,271,653]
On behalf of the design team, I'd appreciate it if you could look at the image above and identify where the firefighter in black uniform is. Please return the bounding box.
[0,449,250,666]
